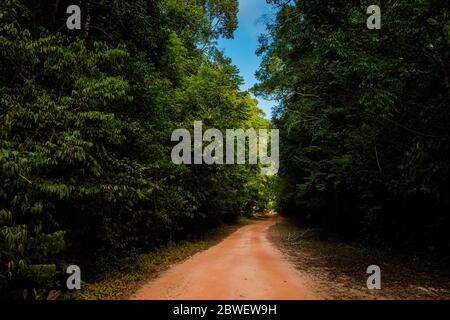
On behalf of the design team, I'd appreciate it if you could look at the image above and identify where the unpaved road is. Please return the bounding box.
[130,217,321,300]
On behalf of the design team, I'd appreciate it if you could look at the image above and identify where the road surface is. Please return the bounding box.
[130,217,320,300]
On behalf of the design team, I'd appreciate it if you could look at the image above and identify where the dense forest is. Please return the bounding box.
[1,0,449,300]
[0,0,275,299]
[255,0,450,254]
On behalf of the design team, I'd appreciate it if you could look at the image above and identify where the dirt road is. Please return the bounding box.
[130,217,321,300]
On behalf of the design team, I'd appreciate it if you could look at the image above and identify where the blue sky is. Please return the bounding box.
[217,0,277,119]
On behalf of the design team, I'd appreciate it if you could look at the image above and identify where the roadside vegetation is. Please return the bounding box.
[0,0,274,299]
[257,0,450,257]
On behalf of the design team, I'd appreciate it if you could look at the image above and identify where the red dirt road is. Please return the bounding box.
[130,218,321,300]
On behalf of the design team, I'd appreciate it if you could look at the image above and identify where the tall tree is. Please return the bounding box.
[256,0,450,251]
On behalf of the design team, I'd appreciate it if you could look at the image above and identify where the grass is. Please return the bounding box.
[62,218,253,300]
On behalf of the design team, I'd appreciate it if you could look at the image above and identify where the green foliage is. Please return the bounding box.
[256,0,450,253]
[0,0,269,299]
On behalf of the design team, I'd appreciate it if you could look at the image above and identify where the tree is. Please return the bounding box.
[1,0,270,299]
[255,0,450,252]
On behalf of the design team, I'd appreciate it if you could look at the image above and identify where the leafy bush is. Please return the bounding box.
[0,0,271,299]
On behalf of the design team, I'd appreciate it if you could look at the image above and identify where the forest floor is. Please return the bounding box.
[130,216,321,300]
[269,217,450,300]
